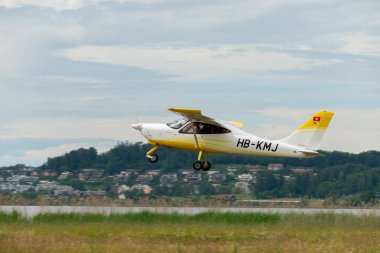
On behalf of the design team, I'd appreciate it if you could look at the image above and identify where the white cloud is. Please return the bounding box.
[0,142,114,166]
[0,116,173,141]
[251,107,380,153]
[0,0,86,10]
[57,44,338,81]
[0,0,170,10]
[315,34,380,57]
[340,35,380,57]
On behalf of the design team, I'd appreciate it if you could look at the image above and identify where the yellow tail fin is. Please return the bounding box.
[281,110,335,150]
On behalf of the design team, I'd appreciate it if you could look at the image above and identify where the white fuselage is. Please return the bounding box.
[134,122,317,159]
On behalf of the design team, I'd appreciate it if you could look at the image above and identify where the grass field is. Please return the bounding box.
[0,211,379,253]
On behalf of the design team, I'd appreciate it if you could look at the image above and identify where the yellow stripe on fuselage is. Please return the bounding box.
[151,138,293,156]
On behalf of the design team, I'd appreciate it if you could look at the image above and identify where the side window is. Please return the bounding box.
[179,123,230,134]
[179,123,194,134]
[199,123,230,134]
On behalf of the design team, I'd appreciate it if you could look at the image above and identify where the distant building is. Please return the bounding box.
[146,170,161,176]
[237,174,253,182]
[246,165,262,173]
[227,166,238,174]
[267,163,284,171]
[160,174,178,185]
[36,181,58,191]
[57,171,72,180]
[6,175,38,183]
[79,169,104,182]
[116,184,131,194]
[132,184,153,194]
[53,185,74,196]
[233,181,250,194]
[112,171,131,182]
[184,173,201,183]
[208,173,226,183]
[206,170,219,175]
[291,167,313,173]
[135,174,153,184]
[178,169,193,175]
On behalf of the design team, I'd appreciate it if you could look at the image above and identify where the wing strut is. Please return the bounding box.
[190,119,200,150]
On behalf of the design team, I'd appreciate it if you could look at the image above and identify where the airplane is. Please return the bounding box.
[131,108,334,171]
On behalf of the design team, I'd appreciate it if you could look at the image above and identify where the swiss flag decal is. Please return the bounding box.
[313,117,321,121]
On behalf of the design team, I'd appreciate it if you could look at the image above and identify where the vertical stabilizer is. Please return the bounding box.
[280,110,334,150]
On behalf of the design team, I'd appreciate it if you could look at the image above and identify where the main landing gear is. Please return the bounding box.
[146,145,159,163]
[193,150,211,171]
[146,145,211,171]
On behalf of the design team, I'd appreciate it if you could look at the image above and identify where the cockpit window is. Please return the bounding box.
[167,118,189,129]
[179,122,231,134]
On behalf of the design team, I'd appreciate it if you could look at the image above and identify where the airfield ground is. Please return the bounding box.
[0,212,379,253]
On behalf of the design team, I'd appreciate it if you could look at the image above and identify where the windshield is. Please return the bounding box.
[167,118,189,129]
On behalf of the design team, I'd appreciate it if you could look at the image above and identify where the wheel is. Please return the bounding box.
[147,153,159,163]
[193,160,203,171]
[202,161,211,171]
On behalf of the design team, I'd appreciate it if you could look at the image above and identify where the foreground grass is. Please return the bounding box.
[0,211,379,253]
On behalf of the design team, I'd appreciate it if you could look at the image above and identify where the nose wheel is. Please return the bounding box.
[146,145,159,163]
[193,151,211,171]
[147,153,159,163]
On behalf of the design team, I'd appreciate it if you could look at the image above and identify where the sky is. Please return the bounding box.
[0,0,379,166]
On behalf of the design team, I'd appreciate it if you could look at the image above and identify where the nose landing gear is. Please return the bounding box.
[192,150,211,171]
[146,145,159,163]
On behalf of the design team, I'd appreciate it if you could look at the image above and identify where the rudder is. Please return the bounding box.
[280,110,334,150]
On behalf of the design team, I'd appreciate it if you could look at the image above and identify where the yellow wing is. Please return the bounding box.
[168,107,244,128]
[168,107,221,126]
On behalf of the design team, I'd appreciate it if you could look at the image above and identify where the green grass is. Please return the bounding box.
[0,211,379,253]
[0,211,280,224]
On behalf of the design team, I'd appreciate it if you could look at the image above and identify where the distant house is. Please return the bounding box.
[132,184,153,194]
[178,169,193,175]
[184,173,201,183]
[208,173,226,183]
[79,169,104,182]
[246,165,262,173]
[146,170,161,176]
[291,167,313,173]
[237,174,253,182]
[112,171,131,182]
[57,171,72,180]
[36,181,58,191]
[267,163,284,171]
[283,175,294,181]
[135,174,153,184]
[116,184,131,194]
[53,185,74,196]
[206,169,219,175]
[233,181,250,194]
[160,174,178,185]
[227,166,238,174]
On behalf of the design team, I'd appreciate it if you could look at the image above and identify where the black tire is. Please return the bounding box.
[202,161,211,171]
[147,153,159,163]
[193,160,203,171]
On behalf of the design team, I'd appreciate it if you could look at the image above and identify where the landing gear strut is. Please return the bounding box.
[192,150,211,171]
[146,145,159,163]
